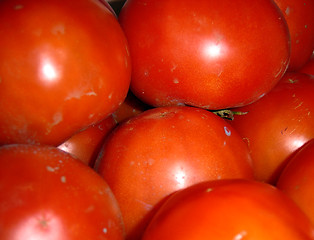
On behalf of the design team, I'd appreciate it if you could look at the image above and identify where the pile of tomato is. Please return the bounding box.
[0,0,313,239]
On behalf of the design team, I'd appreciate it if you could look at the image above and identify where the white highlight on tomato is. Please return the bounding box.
[11,211,65,240]
[174,168,186,188]
[42,62,58,81]
[204,44,221,58]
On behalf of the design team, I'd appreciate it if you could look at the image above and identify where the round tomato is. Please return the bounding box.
[0,144,125,240]
[95,106,253,239]
[143,179,314,240]
[0,0,131,146]
[119,0,290,110]
[277,138,314,225]
[58,115,117,167]
[273,0,314,71]
[229,72,314,184]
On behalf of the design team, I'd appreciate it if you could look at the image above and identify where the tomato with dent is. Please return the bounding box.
[277,139,314,225]
[142,179,314,240]
[58,115,117,167]
[273,0,314,71]
[230,72,314,184]
[119,0,290,110]
[0,0,131,145]
[95,106,254,240]
[0,144,125,240]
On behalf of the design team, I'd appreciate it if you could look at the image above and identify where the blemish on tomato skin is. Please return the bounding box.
[224,126,231,136]
[46,165,59,172]
[51,24,65,35]
[173,78,179,84]
[288,78,298,83]
[60,176,66,183]
[280,127,288,135]
[14,4,23,10]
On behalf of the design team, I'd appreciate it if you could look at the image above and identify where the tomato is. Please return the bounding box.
[277,139,314,225]
[95,106,253,239]
[112,91,151,124]
[229,72,314,184]
[119,0,290,110]
[0,0,131,146]
[58,115,117,167]
[0,144,125,240]
[273,0,314,71]
[142,179,314,240]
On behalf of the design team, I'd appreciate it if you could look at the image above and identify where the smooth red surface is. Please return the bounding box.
[95,106,253,239]
[58,115,117,167]
[143,179,314,240]
[119,0,290,109]
[230,72,314,183]
[0,0,131,145]
[0,144,125,240]
[274,0,314,70]
[277,139,314,225]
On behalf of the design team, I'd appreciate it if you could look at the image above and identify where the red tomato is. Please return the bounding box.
[0,144,125,240]
[299,52,314,76]
[273,0,314,71]
[142,179,314,240]
[277,139,314,225]
[58,115,117,167]
[95,106,254,239]
[119,0,290,110]
[229,72,314,183]
[0,0,131,146]
[112,91,151,124]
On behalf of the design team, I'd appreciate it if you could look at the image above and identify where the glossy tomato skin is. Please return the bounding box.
[58,115,117,167]
[230,72,314,184]
[273,0,314,71]
[142,179,314,240]
[0,0,131,145]
[0,144,125,240]
[95,106,254,239]
[277,139,314,225]
[119,0,290,110]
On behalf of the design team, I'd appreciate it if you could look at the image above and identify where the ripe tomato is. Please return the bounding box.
[229,72,314,184]
[277,139,314,225]
[273,0,314,71]
[0,144,125,240]
[142,179,314,240]
[119,0,290,110]
[58,115,117,167]
[95,106,253,239]
[0,0,131,146]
